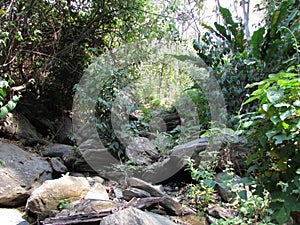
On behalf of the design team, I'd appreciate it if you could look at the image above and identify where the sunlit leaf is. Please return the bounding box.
[267,89,284,103]
[0,106,8,119]
[280,110,293,121]
[0,9,7,15]
[7,101,16,110]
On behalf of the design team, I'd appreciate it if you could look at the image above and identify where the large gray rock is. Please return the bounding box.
[0,142,52,207]
[26,176,90,219]
[0,208,29,225]
[142,138,208,183]
[0,113,42,146]
[100,207,177,225]
[126,137,160,165]
[42,144,76,169]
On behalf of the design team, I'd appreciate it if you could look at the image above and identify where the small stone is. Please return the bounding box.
[113,187,123,199]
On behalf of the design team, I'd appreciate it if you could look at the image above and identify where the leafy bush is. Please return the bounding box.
[242,70,300,224]
[186,159,217,212]
[0,77,20,121]
[193,0,299,128]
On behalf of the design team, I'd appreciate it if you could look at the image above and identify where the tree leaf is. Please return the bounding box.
[0,106,8,119]
[267,89,284,104]
[294,176,300,188]
[219,6,238,36]
[214,22,231,41]
[280,110,293,121]
[273,134,289,145]
[274,206,289,224]
[251,27,265,58]
[293,100,300,107]
[7,100,16,110]
[0,9,7,15]
[238,190,248,200]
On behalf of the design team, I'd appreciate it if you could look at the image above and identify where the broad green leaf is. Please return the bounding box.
[0,9,7,15]
[200,23,216,34]
[242,120,253,128]
[214,22,231,41]
[243,95,260,105]
[273,134,289,145]
[0,106,8,119]
[245,80,264,88]
[252,88,264,96]
[267,89,284,104]
[281,121,289,129]
[219,7,238,36]
[251,27,265,58]
[262,104,268,112]
[293,100,300,107]
[274,207,289,224]
[0,89,6,97]
[266,129,279,139]
[7,100,16,110]
[294,176,300,188]
[270,116,281,125]
[280,110,293,121]
[238,190,248,200]
[204,179,216,187]
[274,103,290,108]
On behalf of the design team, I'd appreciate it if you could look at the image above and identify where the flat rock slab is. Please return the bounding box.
[0,142,52,207]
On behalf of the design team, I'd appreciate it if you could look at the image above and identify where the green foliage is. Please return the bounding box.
[242,70,300,224]
[186,159,217,212]
[0,77,20,120]
[186,158,275,224]
[193,0,299,128]
[95,67,138,158]
[0,159,5,167]
[58,199,71,210]
[0,0,179,122]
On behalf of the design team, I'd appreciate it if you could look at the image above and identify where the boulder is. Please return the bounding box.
[0,142,52,207]
[41,144,76,169]
[125,137,160,166]
[0,113,42,146]
[0,208,30,225]
[141,138,208,183]
[100,207,178,225]
[26,176,90,219]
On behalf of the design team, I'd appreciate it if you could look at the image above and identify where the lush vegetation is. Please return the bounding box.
[187,0,300,224]
[1,0,299,224]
